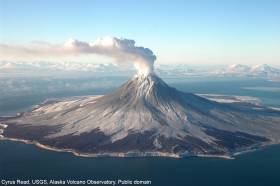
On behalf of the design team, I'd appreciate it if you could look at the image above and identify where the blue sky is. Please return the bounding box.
[1,0,280,66]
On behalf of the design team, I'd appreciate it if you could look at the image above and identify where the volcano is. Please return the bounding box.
[1,74,280,158]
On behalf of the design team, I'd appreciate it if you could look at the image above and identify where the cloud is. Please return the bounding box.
[0,37,157,75]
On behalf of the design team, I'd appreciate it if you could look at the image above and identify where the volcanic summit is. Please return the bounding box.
[1,72,280,158]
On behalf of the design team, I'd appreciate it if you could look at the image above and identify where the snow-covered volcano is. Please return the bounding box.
[1,74,280,158]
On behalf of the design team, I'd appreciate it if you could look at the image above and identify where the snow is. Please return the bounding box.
[198,94,260,104]
[0,123,8,138]
[3,74,280,152]
[0,123,8,128]
[270,107,280,111]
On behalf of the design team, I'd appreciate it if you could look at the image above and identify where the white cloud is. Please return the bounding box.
[0,37,157,75]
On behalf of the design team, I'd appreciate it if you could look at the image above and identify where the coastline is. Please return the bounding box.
[0,121,270,160]
[1,119,276,160]
[0,92,277,160]
[0,135,236,160]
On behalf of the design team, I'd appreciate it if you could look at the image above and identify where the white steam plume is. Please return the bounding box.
[0,37,157,75]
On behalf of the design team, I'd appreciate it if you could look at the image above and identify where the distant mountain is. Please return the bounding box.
[226,64,251,74]
[1,61,280,80]
[0,61,128,74]
[155,64,280,80]
[212,64,280,80]
[0,62,15,69]
[155,64,216,77]
[0,61,35,70]
[250,64,280,77]
[0,61,116,71]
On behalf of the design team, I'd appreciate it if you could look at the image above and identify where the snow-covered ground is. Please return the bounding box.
[1,74,280,158]
[0,123,8,138]
[198,94,261,104]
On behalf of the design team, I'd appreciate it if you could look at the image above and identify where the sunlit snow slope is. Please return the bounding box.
[2,74,280,157]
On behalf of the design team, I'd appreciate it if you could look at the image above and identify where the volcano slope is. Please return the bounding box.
[1,74,280,158]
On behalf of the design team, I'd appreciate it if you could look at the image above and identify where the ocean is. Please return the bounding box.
[0,77,280,186]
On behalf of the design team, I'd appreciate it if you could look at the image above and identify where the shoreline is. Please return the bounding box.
[0,121,271,160]
[0,91,277,160]
[0,119,276,160]
[0,135,235,159]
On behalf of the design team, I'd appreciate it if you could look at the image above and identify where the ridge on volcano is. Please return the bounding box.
[1,70,280,157]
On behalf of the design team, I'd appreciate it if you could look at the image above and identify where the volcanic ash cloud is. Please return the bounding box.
[0,37,157,76]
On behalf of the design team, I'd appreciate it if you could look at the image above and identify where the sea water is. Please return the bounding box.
[0,77,280,186]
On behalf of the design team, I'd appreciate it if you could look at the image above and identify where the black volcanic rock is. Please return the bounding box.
[1,74,280,157]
